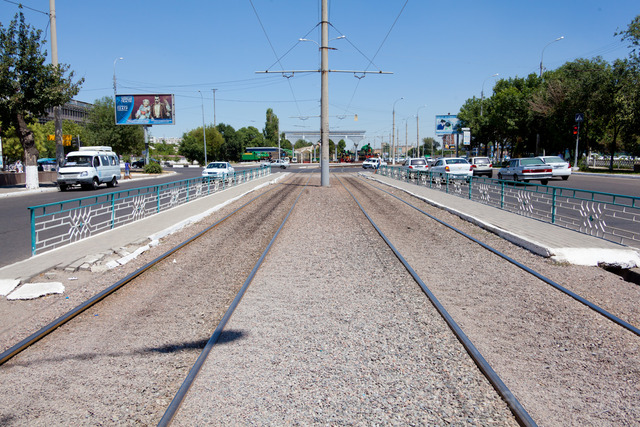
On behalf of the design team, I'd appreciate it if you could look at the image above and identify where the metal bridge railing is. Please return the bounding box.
[29,166,271,256]
[378,166,640,250]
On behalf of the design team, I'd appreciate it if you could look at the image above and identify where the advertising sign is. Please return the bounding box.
[435,115,459,135]
[462,128,471,146]
[115,94,175,125]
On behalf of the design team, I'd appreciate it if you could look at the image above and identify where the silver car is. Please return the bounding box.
[497,158,552,185]
[537,156,571,180]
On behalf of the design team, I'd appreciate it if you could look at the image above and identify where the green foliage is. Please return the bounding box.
[84,96,144,155]
[143,162,162,174]
[0,11,83,172]
[457,16,640,162]
[263,108,279,146]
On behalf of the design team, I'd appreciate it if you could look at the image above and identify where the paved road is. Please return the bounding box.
[0,164,636,268]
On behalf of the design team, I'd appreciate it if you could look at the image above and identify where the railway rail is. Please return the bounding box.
[1,172,638,425]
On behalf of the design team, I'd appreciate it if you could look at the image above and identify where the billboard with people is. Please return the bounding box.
[435,115,459,135]
[115,94,175,125]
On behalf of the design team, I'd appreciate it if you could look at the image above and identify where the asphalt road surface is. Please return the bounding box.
[0,164,637,269]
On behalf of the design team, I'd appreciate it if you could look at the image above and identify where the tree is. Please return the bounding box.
[263,108,279,146]
[84,97,144,156]
[0,11,83,188]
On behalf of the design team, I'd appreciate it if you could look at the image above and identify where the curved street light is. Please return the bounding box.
[392,97,403,165]
[539,36,564,77]
[481,73,499,117]
[113,57,124,96]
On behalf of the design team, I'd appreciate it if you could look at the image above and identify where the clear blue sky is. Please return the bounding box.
[3,0,638,150]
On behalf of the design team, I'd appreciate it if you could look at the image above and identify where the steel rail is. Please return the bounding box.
[0,178,288,366]
[157,174,311,427]
[361,175,640,338]
[337,175,537,427]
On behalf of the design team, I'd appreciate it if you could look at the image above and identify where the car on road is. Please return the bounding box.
[468,156,493,178]
[57,146,121,191]
[401,157,429,177]
[497,157,552,185]
[271,159,289,169]
[536,156,571,180]
[202,161,235,180]
[362,157,387,169]
[429,157,473,181]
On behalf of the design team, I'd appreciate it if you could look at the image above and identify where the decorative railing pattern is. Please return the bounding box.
[378,166,640,249]
[29,166,271,255]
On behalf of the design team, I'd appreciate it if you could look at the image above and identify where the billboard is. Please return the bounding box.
[435,115,459,135]
[115,94,175,125]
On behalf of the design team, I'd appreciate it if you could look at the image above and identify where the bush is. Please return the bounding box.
[143,162,162,174]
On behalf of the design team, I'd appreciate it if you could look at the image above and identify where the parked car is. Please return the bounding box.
[429,157,473,181]
[202,161,235,179]
[468,156,493,178]
[536,156,571,180]
[401,157,429,177]
[132,158,159,168]
[497,157,552,185]
[362,157,387,169]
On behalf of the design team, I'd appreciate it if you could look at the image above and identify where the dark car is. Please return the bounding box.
[132,158,159,168]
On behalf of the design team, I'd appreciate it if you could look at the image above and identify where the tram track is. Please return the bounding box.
[0,174,309,425]
[1,172,638,425]
[339,174,640,426]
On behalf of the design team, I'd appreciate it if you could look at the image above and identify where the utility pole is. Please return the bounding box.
[49,0,63,169]
[320,0,329,186]
[255,0,391,185]
[212,89,217,126]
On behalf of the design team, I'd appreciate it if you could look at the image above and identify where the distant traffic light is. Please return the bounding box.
[572,125,578,135]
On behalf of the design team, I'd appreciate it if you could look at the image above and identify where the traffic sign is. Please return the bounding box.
[575,113,584,123]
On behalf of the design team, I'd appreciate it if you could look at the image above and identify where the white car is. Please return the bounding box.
[202,161,234,179]
[429,157,473,181]
[401,157,429,177]
[537,156,571,180]
[271,159,289,169]
[362,157,387,169]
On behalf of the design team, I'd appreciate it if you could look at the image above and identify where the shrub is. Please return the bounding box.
[144,162,162,174]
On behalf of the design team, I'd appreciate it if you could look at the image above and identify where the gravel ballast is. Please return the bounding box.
[1,172,638,425]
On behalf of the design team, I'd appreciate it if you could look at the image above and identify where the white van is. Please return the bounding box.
[57,146,121,191]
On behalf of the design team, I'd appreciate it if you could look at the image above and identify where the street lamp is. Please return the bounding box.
[113,57,123,96]
[481,73,498,117]
[198,91,207,166]
[537,36,564,155]
[539,36,564,77]
[392,97,403,165]
[416,105,426,157]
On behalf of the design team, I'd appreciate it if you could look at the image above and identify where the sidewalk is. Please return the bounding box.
[365,172,640,269]
[0,173,283,286]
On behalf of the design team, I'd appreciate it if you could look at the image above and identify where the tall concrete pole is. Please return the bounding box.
[320,0,330,186]
[49,0,63,169]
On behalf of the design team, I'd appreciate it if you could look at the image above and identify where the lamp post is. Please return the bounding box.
[481,73,498,117]
[537,36,564,155]
[539,36,564,77]
[392,97,403,165]
[113,57,124,97]
[198,91,207,166]
[416,105,426,157]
